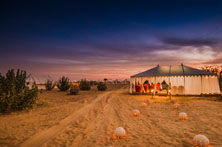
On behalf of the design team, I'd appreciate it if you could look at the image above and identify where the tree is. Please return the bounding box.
[0,69,38,113]
[201,66,222,91]
[79,79,91,91]
[97,82,107,91]
[69,85,80,95]
[45,80,55,91]
[57,76,71,91]
[104,78,108,82]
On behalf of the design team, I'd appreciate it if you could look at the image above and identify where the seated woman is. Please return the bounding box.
[143,80,150,93]
[156,82,160,90]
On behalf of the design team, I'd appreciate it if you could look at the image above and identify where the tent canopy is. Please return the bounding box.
[26,74,55,84]
[131,64,216,77]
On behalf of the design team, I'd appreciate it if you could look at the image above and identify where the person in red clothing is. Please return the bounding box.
[156,82,160,90]
[143,80,150,93]
[151,82,155,89]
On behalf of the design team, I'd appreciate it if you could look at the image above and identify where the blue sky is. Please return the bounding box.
[1,0,222,80]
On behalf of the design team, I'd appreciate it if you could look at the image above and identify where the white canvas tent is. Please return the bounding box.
[25,74,36,89]
[130,64,220,95]
[26,74,55,89]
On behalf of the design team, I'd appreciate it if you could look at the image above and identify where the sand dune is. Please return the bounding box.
[0,86,222,147]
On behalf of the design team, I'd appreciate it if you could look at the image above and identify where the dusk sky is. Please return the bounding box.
[1,0,222,80]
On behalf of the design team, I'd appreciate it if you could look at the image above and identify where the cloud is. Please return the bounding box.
[1,33,222,80]
[25,57,87,65]
[160,36,218,47]
[203,58,222,64]
[151,46,218,64]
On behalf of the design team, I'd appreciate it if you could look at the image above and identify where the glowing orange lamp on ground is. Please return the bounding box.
[132,109,141,117]
[193,134,214,147]
[112,127,128,139]
[173,103,180,109]
[151,89,154,99]
[141,102,148,108]
[178,112,188,120]
[168,89,172,100]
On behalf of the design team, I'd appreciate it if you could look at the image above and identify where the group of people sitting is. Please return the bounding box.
[135,80,169,93]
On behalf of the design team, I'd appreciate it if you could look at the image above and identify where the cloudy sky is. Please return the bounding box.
[1,0,222,80]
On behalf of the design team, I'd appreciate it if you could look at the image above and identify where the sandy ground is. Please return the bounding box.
[0,85,222,147]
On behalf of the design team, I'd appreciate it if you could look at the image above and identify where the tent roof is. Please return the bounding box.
[26,74,55,84]
[131,64,217,77]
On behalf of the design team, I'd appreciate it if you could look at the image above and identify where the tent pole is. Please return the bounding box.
[169,66,171,95]
[201,75,203,94]
[134,78,136,93]
[141,77,144,93]
[154,76,156,95]
[184,76,186,95]
[181,64,185,95]
[130,77,132,94]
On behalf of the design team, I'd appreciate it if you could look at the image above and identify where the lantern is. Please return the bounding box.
[114,127,126,137]
[178,112,188,120]
[193,134,209,147]
[151,89,154,99]
[173,103,180,109]
[141,102,148,108]
[132,109,140,116]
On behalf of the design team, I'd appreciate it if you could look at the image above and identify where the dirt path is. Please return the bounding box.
[5,88,222,147]
[20,91,113,147]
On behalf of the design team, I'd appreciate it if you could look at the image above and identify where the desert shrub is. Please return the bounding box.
[70,85,80,95]
[79,79,91,91]
[0,69,38,113]
[45,80,55,91]
[39,89,43,94]
[97,82,107,91]
[219,72,222,91]
[89,80,98,86]
[57,76,71,91]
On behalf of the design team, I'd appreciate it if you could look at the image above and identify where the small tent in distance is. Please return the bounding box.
[26,74,55,89]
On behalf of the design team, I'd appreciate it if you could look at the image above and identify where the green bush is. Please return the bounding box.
[39,89,43,94]
[219,72,222,91]
[57,76,71,91]
[79,79,91,91]
[45,80,55,91]
[0,69,38,113]
[89,80,98,86]
[70,85,80,95]
[97,82,107,91]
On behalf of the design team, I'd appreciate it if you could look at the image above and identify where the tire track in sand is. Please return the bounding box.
[19,91,113,147]
[70,92,114,146]
[70,89,127,147]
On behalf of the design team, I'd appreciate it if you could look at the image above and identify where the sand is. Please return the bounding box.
[0,85,222,147]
